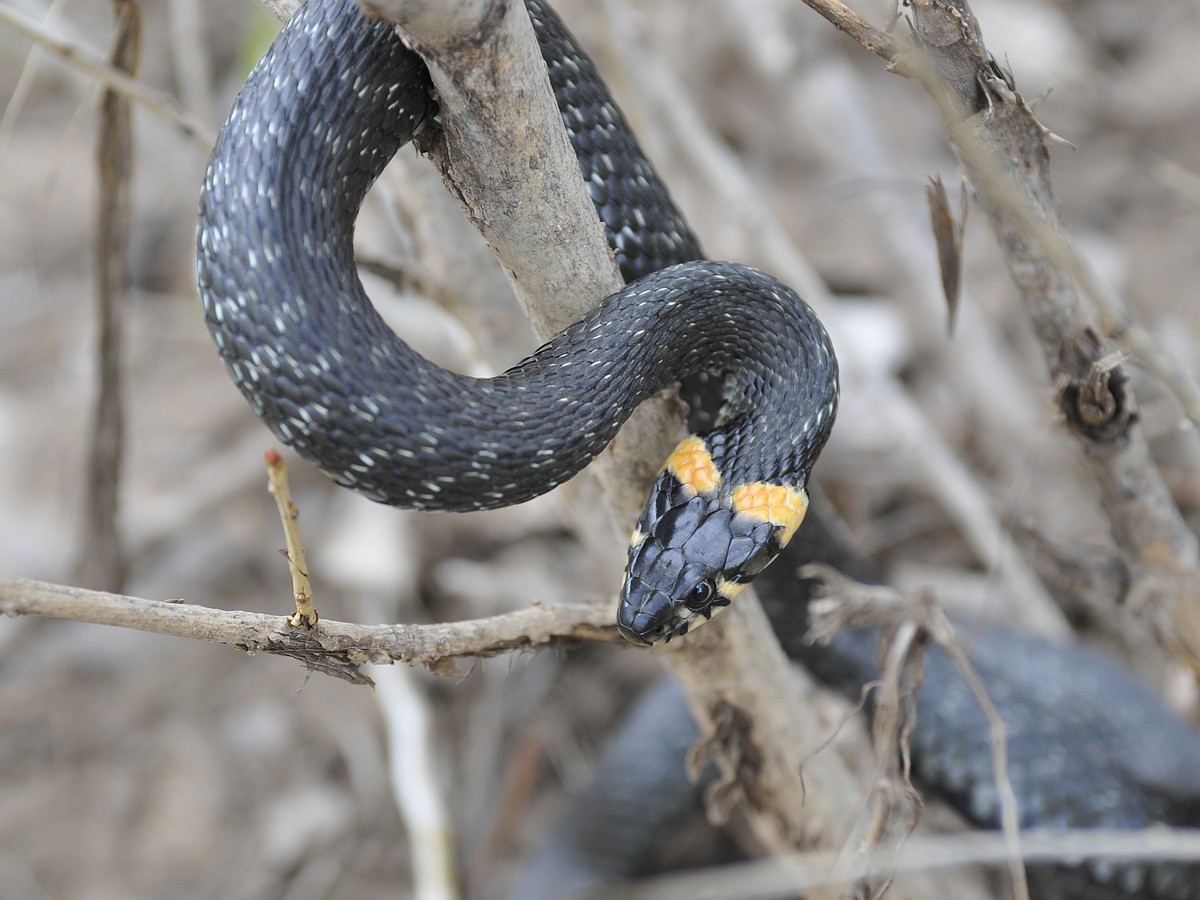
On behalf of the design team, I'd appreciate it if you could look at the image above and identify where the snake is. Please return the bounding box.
[195,0,838,646]
[198,0,1200,894]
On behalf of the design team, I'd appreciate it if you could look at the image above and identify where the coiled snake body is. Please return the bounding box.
[196,0,838,645]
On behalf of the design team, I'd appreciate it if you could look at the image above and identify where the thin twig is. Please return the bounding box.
[265,448,318,627]
[797,0,897,62]
[923,598,1029,900]
[802,565,1029,900]
[831,618,921,896]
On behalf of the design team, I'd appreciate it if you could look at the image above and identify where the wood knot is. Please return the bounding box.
[1058,329,1134,444]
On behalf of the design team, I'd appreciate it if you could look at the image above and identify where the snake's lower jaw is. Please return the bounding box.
[666,592,734,640]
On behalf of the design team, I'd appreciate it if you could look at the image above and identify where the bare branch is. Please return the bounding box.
[900,0,1200,666]
[797,0,897,62]
[75,0,138,592]
[0,572,615,685]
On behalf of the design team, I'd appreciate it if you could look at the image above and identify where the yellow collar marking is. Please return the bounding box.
[729,482,809,543]
[664,435,722,496]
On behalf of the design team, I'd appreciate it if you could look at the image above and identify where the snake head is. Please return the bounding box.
[617,436,809,646]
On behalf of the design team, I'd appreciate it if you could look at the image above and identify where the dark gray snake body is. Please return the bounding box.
[197,0,838,645]
[195,0,1200,895]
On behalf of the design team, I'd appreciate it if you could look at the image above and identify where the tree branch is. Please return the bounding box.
[0,572,614,686]
[76,0,138,592]
[360,0,862,867]
[799,0,1200,668]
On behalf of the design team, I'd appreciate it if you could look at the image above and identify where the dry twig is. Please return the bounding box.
[0,571,614,685]
[603,827,1200,900]
[803,565,1029,899]
[265,448,318,628]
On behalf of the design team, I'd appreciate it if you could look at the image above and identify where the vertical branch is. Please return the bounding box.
[361,0,677,526]
[359,0,862,870]
[77,0,139,591]
[265,449,318,627]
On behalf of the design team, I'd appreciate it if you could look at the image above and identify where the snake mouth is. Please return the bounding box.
[616,606,670,646]
[616,600,689,646]
[617,593,734,646]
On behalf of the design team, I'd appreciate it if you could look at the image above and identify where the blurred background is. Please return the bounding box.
[1,0,1199,896]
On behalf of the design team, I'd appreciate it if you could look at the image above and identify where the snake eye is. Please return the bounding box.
[684,579,715,612]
